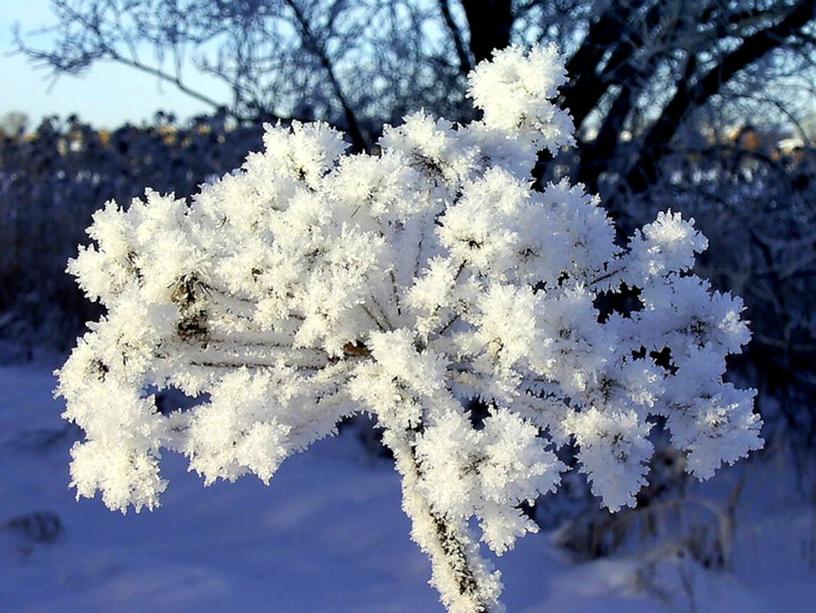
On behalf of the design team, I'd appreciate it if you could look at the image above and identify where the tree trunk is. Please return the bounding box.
[461,0,514,64]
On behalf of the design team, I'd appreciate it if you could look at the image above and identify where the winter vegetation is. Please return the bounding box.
[56,45,762,611]
[3,1,816,611]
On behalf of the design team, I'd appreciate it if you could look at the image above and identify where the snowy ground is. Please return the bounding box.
[1,362,814,612]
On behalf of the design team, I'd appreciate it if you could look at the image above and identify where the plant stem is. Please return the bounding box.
[383,428,503,613]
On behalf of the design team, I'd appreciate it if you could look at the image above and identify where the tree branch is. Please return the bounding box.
[439,0,472,75]
[560,0,646,128]
[283,0,369,152]
[620,0,816,197]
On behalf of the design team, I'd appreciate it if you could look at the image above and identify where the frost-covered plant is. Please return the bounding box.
[58,44,762,612]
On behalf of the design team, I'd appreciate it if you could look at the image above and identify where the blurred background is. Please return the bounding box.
[1,1,815,611]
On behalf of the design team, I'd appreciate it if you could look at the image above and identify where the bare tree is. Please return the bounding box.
[15,0,472,151]
[15,1,816,167]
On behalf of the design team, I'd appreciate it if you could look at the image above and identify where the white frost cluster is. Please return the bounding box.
[58,44,761,612]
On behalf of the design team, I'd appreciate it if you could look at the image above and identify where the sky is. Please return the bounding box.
[1,2,228,129]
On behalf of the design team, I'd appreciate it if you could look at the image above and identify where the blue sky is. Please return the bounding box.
[1,1,228,128]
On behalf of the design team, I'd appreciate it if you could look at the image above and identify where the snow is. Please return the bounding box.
[2,363,813,611]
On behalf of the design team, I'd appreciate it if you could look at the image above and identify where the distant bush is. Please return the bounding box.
[0,113,264,348]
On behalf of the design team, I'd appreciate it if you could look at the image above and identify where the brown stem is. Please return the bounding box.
[383,427,501,612]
